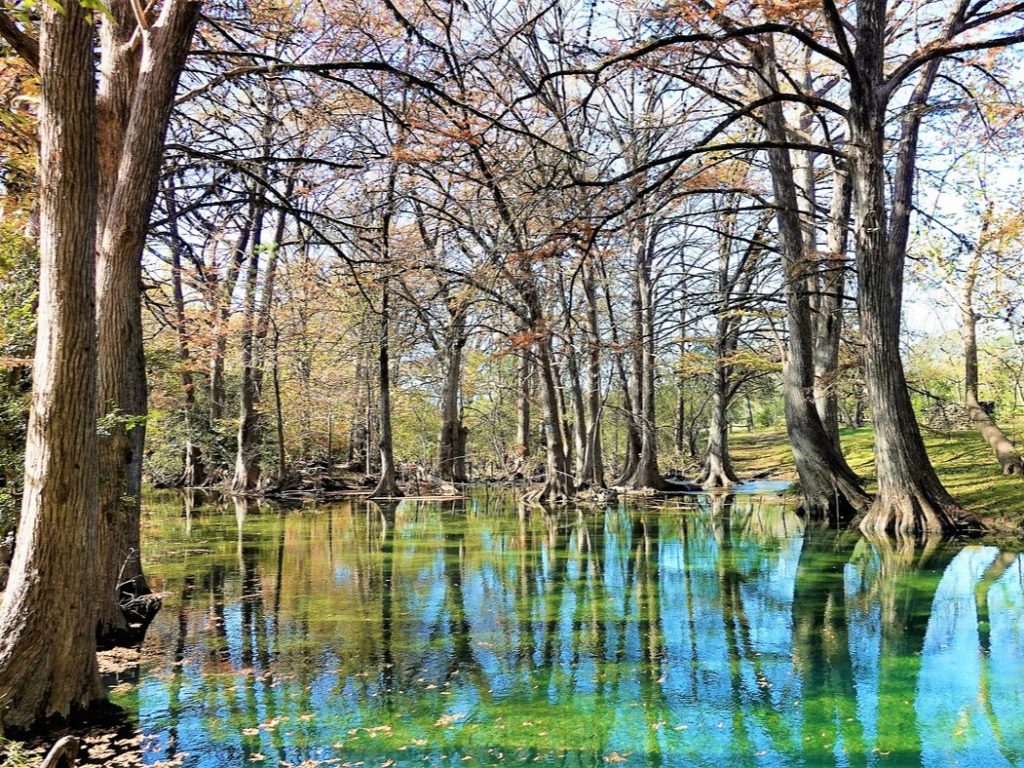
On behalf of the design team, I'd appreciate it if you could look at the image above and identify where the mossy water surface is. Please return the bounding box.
[116,490,1024,768]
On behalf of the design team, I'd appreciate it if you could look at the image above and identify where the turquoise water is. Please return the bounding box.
[114,491,1024,767]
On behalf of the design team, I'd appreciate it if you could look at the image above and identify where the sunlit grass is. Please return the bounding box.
[731,423,1024,527]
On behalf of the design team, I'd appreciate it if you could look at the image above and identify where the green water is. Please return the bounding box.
[116,489,1024,768]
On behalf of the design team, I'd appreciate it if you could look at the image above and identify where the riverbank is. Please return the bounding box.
[731,425,1024,529]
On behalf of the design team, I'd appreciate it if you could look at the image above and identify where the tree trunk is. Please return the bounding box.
[813,166,851,451]
[601,256,640,483]
[563,328,589,484]
[552,357,575,475]
[94,0,199,647]
[699,215,756,489]
[524,338,572,503]
[0,0,104,728]
[210,215,253,425]
[961,246,1024,476]
[513,351,531,463]
[272,327,287,483]
[438,312,468,483]
[370,280,402,498]
[701,360,738,488]
[370,158,402,499]
[582,263,605,487]
[847,25,978,534]
[674,253,689,458]
[753,43,870,520]
[231,203,267,494]
[625,225,663,490]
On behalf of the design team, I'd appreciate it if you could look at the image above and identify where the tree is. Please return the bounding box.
[2,0,200,645]
[699,200,768,488]
[750,41,871,519]
[845,0,1007,534]
[0,0,104,730]
[95,0,200,646]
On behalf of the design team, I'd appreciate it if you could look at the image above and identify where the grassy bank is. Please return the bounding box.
[730,425,1024,528]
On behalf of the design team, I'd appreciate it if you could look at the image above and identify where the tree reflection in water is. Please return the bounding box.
[122,491,1024,768]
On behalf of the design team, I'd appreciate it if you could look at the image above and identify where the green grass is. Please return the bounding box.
[731,424,1024,528]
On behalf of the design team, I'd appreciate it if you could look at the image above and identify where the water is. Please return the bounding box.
[114,490,1024,768]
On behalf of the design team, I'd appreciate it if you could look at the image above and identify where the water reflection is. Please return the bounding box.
[124,492,1024,768]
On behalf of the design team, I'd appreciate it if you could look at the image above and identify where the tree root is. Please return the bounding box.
[859,488,983,536]
[699,463,739,490]
[522,477,571,505]
[41,736,78,768]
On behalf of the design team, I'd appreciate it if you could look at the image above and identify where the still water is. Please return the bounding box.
[116,490,1024,768]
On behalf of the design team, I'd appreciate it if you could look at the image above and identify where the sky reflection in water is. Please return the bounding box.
[117,491,1024,768]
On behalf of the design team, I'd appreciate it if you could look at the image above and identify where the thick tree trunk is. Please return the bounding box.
[847,27,979,534]
[94,0,199,647]
[0,0,104,728]
[961,250,1024,476]
[753,43,870,520]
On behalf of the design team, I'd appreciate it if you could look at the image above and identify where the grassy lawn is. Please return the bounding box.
[731,424,1024,528]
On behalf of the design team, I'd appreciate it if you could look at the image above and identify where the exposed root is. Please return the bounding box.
[700,468,739,490]
[522,476,572,505]
[698,455,739,490]
[859,488,983,536]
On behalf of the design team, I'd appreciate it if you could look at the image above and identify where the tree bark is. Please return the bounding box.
[231,202,267,493]
[701,361,738,488]
[600,255,641,483]
[813,166,851,451]
[513,351,532,464]
[0,0,104,728]
[271,328,287,482]
[753,42,870,520]
[94,0,199,647]
[370,279,402,498]
[625,222,663,490]
[524,337,572,503]
[581,262,605,487]
[438,304,468,483]
[370,156,402,499]
[562,325,589,485]
[847,13,979,534]
[699,211,758,489]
